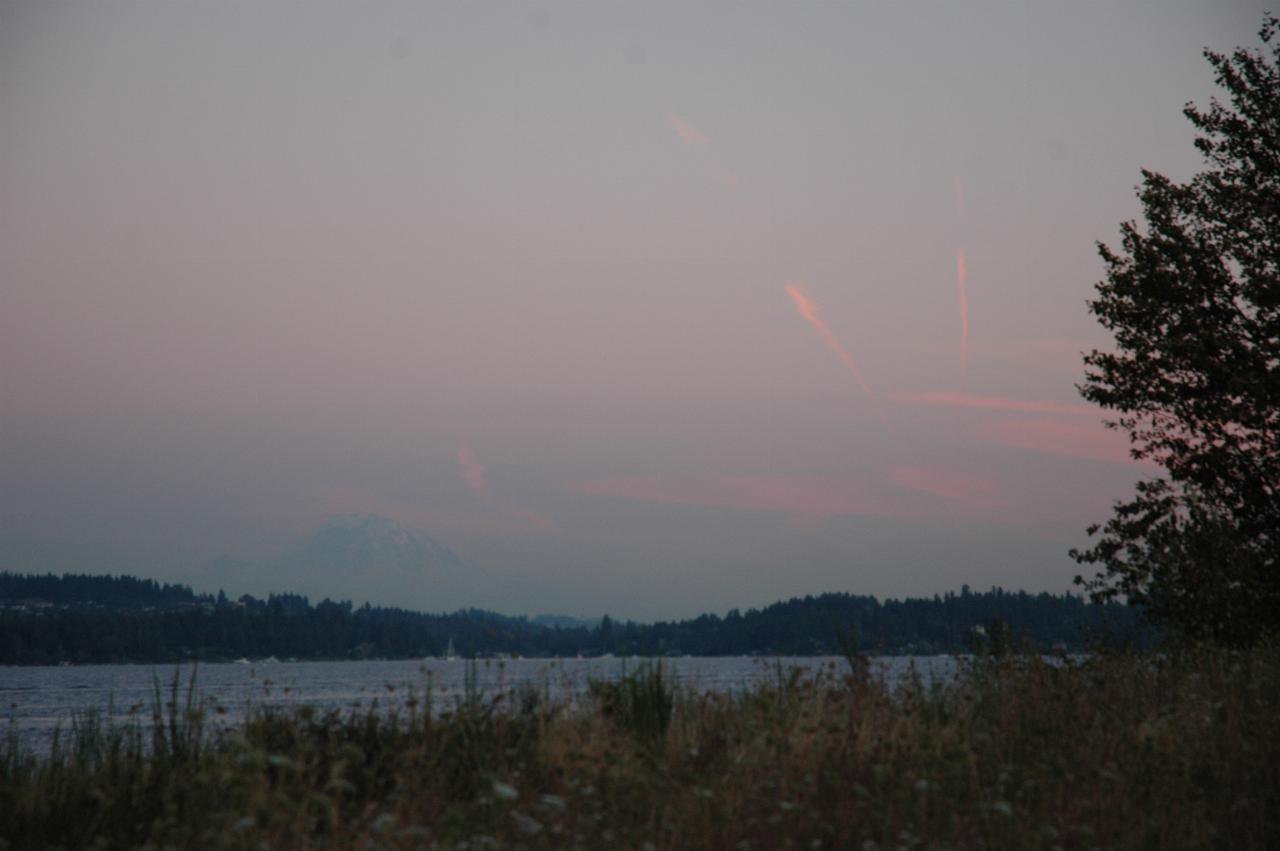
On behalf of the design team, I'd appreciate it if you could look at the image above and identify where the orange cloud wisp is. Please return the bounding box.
[784,283,873,396]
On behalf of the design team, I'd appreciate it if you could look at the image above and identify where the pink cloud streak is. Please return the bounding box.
[785,283,873,397]
[668,112,710,146]
[457,443,559,532]
[956,249,969,370]
[894,390,1096,417]
[569,474,906,519]
[986,418,1145,465]
[888,465,1005,510]
[457,444,489,499]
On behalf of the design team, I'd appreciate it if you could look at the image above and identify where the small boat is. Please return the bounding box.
[445,638,457,660]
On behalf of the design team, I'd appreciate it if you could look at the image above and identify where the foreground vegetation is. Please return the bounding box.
[3,646,1276,849]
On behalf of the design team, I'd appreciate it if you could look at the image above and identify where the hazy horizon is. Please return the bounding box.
[1,0,1269,620]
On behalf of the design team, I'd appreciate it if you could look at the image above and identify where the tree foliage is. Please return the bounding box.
[0,572,1136,663]
[1073,17,1280,645]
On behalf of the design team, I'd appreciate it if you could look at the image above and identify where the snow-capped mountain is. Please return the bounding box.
[203,514,496,610]
[288,514,464,578]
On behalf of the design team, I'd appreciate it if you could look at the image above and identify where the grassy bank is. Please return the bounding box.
[2,648,1277,849]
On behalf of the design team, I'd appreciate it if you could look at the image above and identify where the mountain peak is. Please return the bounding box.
[201,514,501,611]
[299,514,462,575]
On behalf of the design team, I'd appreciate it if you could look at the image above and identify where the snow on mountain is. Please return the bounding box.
[290,514,464,578]
[203,514,495,610]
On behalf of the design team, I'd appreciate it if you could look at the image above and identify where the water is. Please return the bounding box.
[1,656,957,754]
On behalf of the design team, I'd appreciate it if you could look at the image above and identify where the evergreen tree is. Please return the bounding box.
[1073,17,1280,644]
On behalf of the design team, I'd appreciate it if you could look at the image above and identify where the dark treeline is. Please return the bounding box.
[0,572,201,609]
[0,572,1143,664]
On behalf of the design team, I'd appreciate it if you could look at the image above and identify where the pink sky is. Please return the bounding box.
[0,0,1265,618]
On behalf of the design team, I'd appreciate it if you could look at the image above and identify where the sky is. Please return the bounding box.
[0,0,1270,619]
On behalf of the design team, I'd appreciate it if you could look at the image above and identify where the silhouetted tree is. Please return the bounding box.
[1073,17,1280,645]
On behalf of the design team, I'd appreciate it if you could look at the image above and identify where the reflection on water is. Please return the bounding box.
[2,656,956,753]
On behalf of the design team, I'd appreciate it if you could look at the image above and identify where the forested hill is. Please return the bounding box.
[0,572,1143,664]
[0,572,206,609]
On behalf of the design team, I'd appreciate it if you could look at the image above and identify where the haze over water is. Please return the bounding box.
[1,1,1267,619]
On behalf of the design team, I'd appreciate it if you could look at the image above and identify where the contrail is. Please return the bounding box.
[784,282,873,397]
[668,113,710,146]
[956,249,969,370]
[457,444,489,499]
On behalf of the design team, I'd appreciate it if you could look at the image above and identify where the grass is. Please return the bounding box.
[1,647,1277,849]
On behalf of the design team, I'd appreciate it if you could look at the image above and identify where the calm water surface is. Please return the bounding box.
[2,656,956,753]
